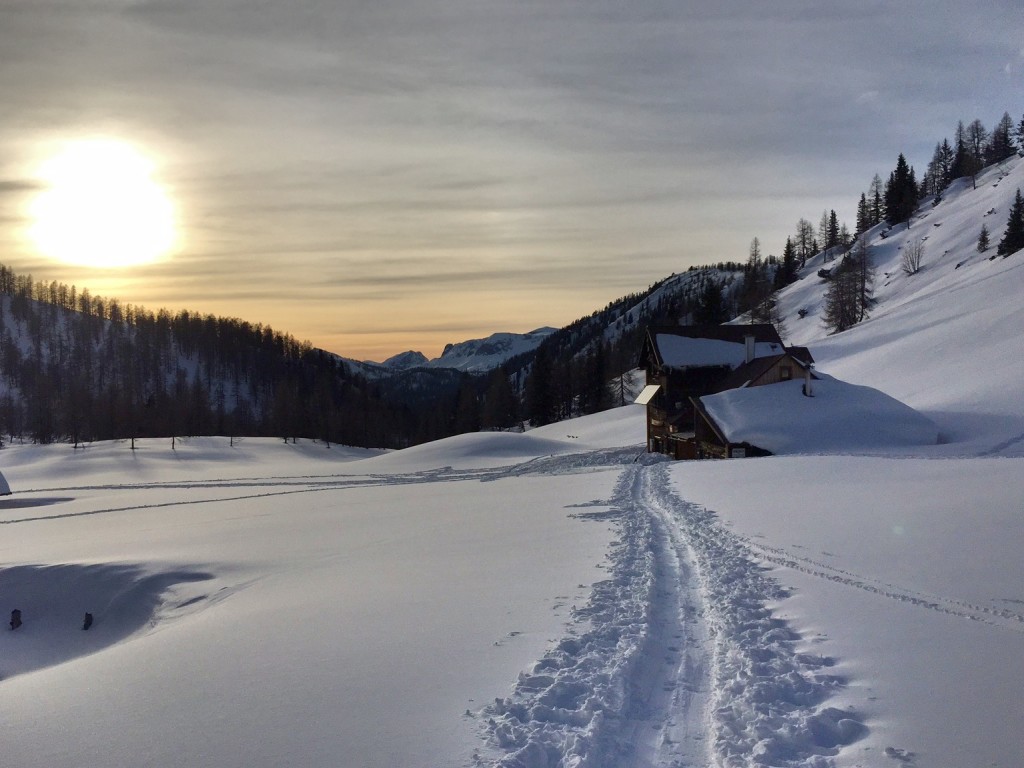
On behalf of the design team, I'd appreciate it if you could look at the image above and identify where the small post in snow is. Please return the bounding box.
[803,364,814,397]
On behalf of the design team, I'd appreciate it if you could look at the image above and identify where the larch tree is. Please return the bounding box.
[795,218,815,268]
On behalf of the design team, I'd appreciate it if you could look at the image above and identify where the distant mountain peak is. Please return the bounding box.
[433,327,557,373]
[379,350,429,371]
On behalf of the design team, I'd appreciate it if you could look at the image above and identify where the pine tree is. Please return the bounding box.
[481,370,518,430]
[856,193,870,235]
[693,279,729,325]
[884,154,918,227]
[774,237,798,289]
[977,224,990,253]
[524,346,556,426]
[996,188,1024,257]
[934,139,954,192]
[452,376,480,434]
[951,121,971,181]
[578,343,610,416]
[987,112,1017,163]
[869,174,884,226]
[827,210,840,250]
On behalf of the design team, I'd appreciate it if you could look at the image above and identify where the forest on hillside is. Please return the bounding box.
[2,107,1020,448]
[0,265,415,448]
[0,259,739,447]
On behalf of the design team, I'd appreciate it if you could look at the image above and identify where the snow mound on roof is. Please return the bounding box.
[701,375,939,454]
[657,335,783,368]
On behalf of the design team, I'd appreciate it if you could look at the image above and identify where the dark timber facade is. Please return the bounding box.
[637,324,813,459]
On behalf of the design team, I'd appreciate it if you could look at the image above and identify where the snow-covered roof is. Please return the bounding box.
[655,334,783,369]
[699,375,938,454]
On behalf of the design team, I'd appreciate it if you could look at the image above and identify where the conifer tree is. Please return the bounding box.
[951,121,971,181]
[977,224,990,253]
[693,279,729,325]
[996,188,1024,257]
[884,154,918,227]
[987,112,1017,163]
[827,210,840,250]
[856,193,870,235]
[869,174,884,226]
[524,346,556,427]
[934,139,954,192]
[481,369,518,430]
[774,237,798,289]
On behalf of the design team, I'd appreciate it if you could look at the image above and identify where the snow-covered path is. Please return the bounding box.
[4,429,1023,767]
[478,462,711,767]
[480,459,865,768]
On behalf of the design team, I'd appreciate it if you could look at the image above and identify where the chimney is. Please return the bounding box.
[803,364,814,397]
[744,335,755,364]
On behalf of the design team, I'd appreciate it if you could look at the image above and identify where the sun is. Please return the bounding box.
[28,138,177,269]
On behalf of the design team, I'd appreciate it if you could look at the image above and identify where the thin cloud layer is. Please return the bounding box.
[0,0,1021,358]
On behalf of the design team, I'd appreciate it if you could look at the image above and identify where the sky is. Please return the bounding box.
[0,1,1021,361]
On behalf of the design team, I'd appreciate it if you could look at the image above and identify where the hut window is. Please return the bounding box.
[780,366,792,380]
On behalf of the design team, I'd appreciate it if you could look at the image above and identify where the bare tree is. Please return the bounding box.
[901,240,925,275]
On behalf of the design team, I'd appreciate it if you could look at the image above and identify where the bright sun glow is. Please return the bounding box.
[28,139,176,269]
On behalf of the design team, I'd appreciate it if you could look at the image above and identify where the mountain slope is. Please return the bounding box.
[771,154,1024,452]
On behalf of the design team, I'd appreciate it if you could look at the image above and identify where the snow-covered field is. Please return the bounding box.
[3,158,1024,767]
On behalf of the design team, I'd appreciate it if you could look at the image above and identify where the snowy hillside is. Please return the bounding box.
[2,160,1024,768]
[775,154,1024,453]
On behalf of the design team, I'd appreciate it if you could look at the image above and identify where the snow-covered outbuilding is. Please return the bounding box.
[692,374,939,458]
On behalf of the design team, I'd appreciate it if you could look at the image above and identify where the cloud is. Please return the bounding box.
[1,0,1022,358]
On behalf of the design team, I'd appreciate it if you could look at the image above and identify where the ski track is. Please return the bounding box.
[477,456,866,768]
[741,537,1024,631]
[8,445,873,766]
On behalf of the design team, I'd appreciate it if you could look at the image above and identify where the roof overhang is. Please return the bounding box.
[634,384,661,405]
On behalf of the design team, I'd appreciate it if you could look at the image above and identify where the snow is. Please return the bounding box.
[363,328,557,373]
[700,374,939,454]
[655,334,783,369]
[2,159,1024,767]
